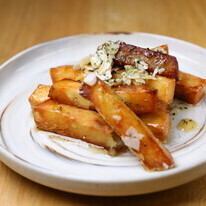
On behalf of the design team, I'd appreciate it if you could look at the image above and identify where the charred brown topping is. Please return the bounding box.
[114,42,179,79]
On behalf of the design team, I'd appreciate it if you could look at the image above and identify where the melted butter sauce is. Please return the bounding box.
[49,134,108,154]
[177,119,198,132]
[89,147,108,154]
[171,101,189,120]
[171,100,199,132]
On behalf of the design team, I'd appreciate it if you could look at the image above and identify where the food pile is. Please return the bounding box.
[29,41,206,171]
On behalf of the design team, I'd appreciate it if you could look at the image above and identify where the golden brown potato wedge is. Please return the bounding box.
[175,71,206,104]
[29,85,125,154]
[50,65,84,83]
[112,68,175,105]
[32,100,124,155]
[152,45,206,104]
[33,84,167,142]
[50,80,158,114]
[49,65,175,106]
[29,84,50,107]
[140,102,170,142]
[49,80,94,110]
[80,80,174,171]
[146,76,176,104]
[113,84,157,114]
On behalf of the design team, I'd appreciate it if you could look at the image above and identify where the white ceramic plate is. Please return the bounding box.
[0,33,206,196]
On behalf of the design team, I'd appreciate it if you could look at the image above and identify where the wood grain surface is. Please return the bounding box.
[0,0,206,205]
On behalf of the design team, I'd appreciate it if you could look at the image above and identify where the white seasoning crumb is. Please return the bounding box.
[158,68,165,74]
[135,59,148,70]
[162,162,169,169]
[152,67,159,77]
[84,73,97,86]
[122,127,143,150]
[80,56,91,68]
[81,41,120,81]
[90,53,102,68]
[122,136,140,150]
[112,115,122,121]
[125,127,140,137]
[152,46,167,54]
[152,67,165,77]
